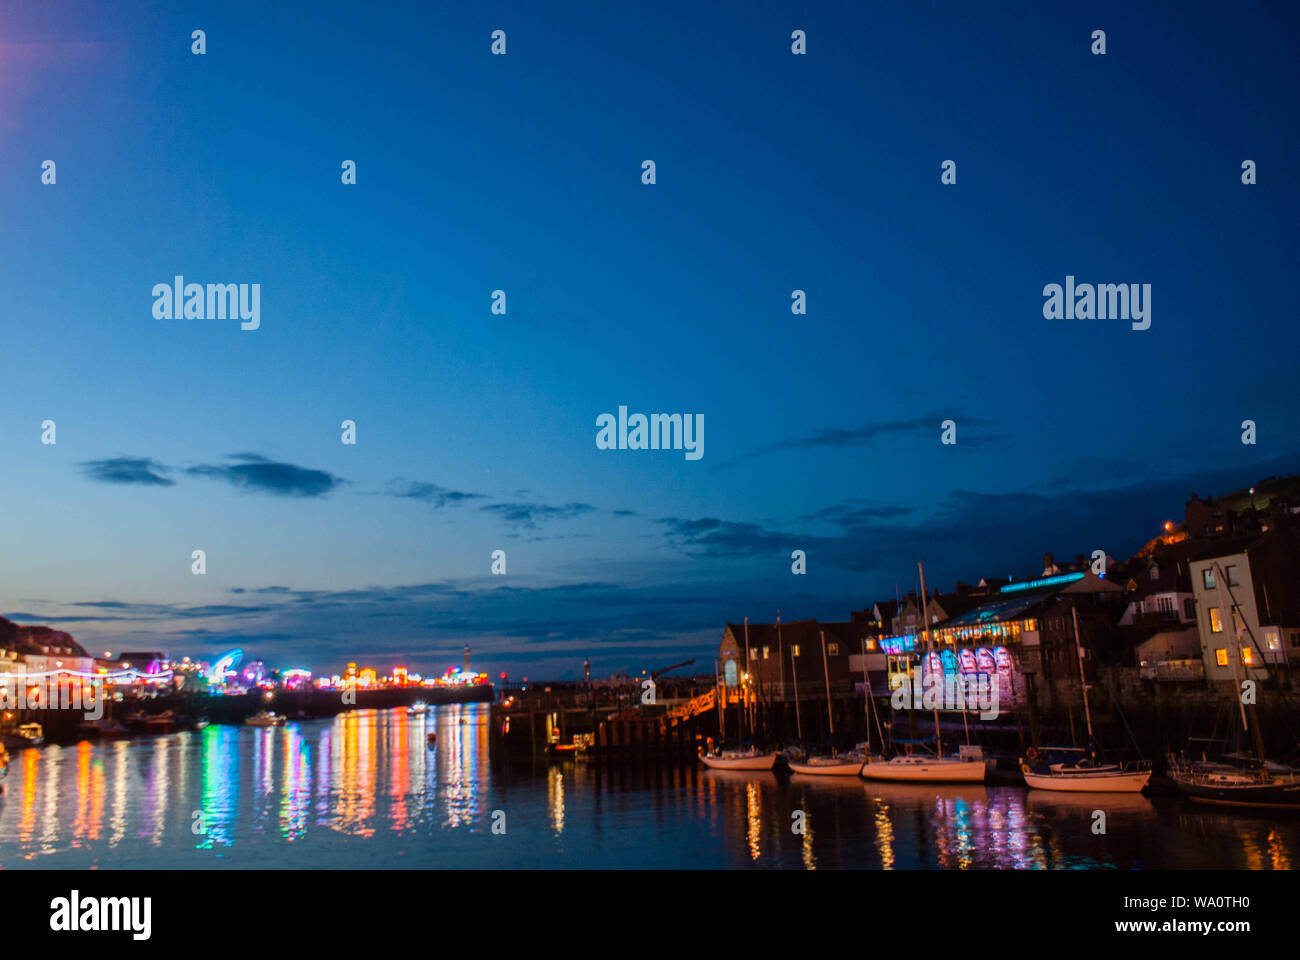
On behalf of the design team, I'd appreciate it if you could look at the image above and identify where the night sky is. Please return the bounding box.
[2,0,1297,679]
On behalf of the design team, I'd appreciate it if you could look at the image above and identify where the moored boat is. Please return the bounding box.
[788,755,865,776]
[1167,760,1300,809]
[246,710,286,727]
[1021,758,1151,793]
[860,753,988,783]
[700,748,778,771]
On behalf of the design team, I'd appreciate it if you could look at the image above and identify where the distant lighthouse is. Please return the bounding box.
[464,645,471,673]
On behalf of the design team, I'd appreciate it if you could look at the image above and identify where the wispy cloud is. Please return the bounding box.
[718,414,998,467]
[186,454,345,498]
[80,457,175,486]
[385,478,485,508]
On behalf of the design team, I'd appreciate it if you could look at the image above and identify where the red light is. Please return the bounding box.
[500,672,507,680]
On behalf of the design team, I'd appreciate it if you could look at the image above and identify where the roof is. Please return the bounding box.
[941,592,1056,627]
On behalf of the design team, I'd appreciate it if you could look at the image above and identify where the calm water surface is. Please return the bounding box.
[1,704,1294,869]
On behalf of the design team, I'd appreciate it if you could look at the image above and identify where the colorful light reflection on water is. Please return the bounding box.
[1,705,1296,869]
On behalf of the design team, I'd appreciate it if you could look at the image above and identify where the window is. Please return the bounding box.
[762,646,770,660]
[1226,565,1240,587]
[1184,598,1196,620]
[1202,568,1216,590]
[828,643,839,656]
[792,645,801,657]
[864,639,877,651]
[1157,595,1174,615]
[1209,607,1223,633]
[1241,647,1255,667]
[1215,648,1229,666]
[1265,629,1281,651]
[749,647,758,658]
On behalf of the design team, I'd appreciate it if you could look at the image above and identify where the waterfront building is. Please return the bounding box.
[1186,527,1300,687]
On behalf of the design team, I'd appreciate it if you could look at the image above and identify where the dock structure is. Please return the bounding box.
[491,677,718,763]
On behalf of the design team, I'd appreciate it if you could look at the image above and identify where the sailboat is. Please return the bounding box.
[1168,561,1300,808]
[790,629,866,776]
[701,619,778,771]
[1022,608,1151,793]
[861,562,988,784]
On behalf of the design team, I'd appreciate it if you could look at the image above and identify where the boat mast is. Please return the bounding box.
[918,561,941,758]
[820,628,835,754]
[790,624,803,742]
[742,617,750,742]
[1072,606,1096,758]
[860,636,883,753]
[1214,561,1268,770]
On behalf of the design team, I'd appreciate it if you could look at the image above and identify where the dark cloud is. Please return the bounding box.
[80,457,174,486]
[186,454,344,498]
[481,501,596,529]
[613,509,639,517]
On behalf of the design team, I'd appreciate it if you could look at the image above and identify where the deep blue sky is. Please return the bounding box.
[2,0,1297,678]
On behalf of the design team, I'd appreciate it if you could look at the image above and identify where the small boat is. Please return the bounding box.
[92,718,131,739]
[1168,759,1300,809]
[245,710,286,727]
[407,702,428,715]
[1022,757,1151,793]
[699,748,778,771]
[16,722,45,747]
[144,710,175,731]
[427,731,437,748]
[193,718,209,730]
[788,754,865,776]
[860,753,988,783]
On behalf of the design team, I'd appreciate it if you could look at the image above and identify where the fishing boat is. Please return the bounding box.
[246,710,286,727]
[1168,561,1300,809]
[1020,609,1150,793]
[699,748,779,771]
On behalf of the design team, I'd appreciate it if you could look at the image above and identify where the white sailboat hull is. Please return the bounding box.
[860,757,987,783]
[1023,770,1150,792]
[700,752,778,771]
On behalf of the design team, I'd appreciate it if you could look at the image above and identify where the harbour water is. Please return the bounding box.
[1,704,1295,869]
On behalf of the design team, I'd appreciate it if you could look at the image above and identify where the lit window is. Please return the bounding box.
[762,646,770,659]
[828,643,839,656]
[1226,565,1240,587]
[792,645,800,657]
[1215,648,1228,666]
[1202,568,1216,590]
[1241,647,1255,666]
[865,639,877,651]
[1265,630,1280,651]
[1209,608,1223,633]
